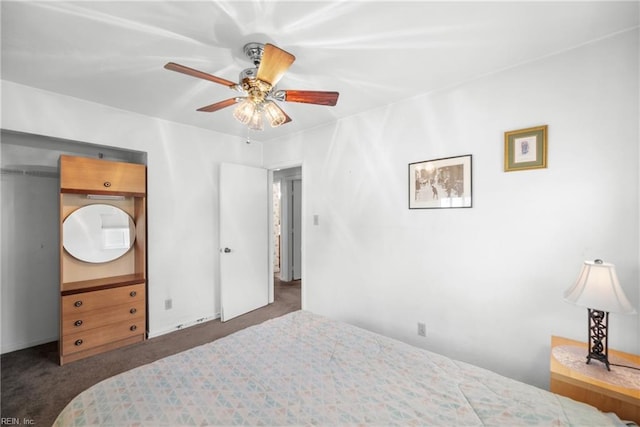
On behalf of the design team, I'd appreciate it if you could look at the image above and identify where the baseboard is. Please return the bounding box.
[147,313,220,339]
[1,335,59,355]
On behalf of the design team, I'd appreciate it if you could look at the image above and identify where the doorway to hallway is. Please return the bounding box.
[272,167,302,305]
[274,274,301,310]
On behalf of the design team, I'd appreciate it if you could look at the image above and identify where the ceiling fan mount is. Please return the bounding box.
[242,42,265,67]
[164,42,339,131]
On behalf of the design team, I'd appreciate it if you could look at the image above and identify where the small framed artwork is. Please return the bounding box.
[504,125,548,172]
[409,154,472,209]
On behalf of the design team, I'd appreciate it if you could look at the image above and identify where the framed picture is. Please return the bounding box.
[409,155,472,209]
[504,125,548,172]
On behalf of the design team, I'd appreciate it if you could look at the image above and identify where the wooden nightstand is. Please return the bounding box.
[550,335,640,424]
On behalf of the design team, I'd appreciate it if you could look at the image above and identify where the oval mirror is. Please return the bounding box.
[63,204,136,263]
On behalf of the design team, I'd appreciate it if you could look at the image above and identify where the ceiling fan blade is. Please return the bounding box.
[256,44,295,86]
[281,90,339,106]
[165,62,237,88]
[197,98,241,113]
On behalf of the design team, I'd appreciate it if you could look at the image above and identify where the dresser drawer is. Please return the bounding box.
[62,284,145,314]
[62,300,145,335]
[60,155,145,195]
[61,317,145,356]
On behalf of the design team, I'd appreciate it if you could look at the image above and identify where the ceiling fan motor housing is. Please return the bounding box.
[239,67,257,81]
[241,77,272,103]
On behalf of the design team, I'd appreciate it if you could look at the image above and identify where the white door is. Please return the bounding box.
[291,179,302,280]
[219,163,269,321]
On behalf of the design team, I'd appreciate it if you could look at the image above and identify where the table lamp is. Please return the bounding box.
[563,259,636,371]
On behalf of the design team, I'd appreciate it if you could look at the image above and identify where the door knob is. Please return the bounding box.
[223,247,232,253]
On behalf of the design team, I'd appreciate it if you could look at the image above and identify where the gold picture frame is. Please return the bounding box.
[504,125,548,172]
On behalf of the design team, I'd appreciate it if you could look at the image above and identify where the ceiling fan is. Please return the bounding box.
[164,42,339,131]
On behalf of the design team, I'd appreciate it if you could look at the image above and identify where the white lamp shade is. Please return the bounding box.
[564,260,636,314]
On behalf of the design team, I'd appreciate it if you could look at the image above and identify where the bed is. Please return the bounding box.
[55,310,625,426]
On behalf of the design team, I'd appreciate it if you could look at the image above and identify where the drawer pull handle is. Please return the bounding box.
[75,339,83,346]
[74,320,83,327]
[103,181,111,188]
[130,291,137,297]
[74,300,83,307]
[130,308,137,314]
[130,325,137,331]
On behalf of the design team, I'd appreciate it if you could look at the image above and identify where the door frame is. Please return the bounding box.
[290,178,302,281]
[268,162,304,306]
[277,174,301,282]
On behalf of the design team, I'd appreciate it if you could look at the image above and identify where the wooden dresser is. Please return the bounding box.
[550,335,640,424]
[59,155,147,365]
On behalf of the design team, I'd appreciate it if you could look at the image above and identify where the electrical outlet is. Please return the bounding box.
[417,322,426,337]
[165,298,172,310]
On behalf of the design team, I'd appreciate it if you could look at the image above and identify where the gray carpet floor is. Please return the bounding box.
[1,278,301,426]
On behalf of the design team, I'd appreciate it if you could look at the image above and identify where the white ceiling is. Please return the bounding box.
[2,1,638,141]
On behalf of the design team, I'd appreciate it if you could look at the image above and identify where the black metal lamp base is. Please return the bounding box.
[586,308,610,371]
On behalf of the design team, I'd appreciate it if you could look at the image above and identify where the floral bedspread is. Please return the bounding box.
[55,310,623,426]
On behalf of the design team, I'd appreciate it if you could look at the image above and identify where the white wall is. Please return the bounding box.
[1,81,263,351]
[264,29,640,389]
[1,165,59,352]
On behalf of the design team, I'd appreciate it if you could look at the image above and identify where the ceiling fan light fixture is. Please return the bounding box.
[247,108,264,131]
[264,101,287,127]
[233,99,256,125]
